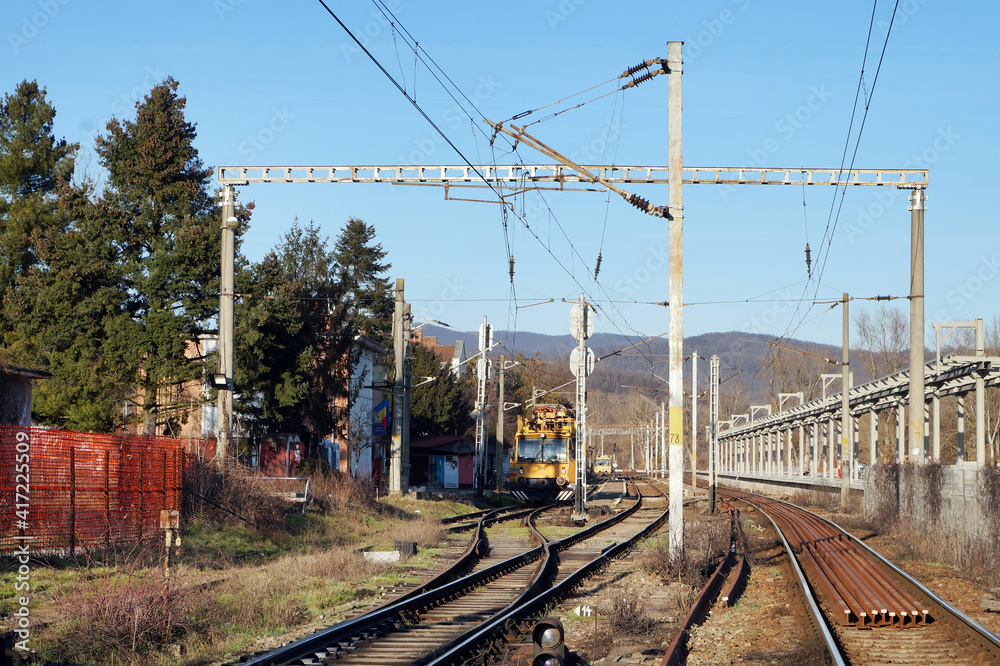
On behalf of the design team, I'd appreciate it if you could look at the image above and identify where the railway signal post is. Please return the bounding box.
[571,294,593,520]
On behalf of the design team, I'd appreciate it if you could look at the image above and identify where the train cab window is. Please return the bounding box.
[518,438,543,461]
[516,437,570,462]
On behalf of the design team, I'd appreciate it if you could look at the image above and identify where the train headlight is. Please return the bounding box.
[532,618,565,666]
[518,468,524,475]
[555,475,567,486]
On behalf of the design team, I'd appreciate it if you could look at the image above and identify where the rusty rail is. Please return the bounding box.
[661,506,745,666]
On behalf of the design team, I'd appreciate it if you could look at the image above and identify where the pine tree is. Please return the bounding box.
[234,219,354,449]
[332,217,393,343]
[6,183,134,430]
[94,77,221,434]
[409,343,473,438]
[0,80,77,345]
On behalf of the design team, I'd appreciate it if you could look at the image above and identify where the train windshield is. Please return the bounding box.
[516,437,572,463]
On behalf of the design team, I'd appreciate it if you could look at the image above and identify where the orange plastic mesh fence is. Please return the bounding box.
[0,426,188,554]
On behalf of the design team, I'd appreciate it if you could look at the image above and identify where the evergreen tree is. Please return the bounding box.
[6,183,134,430]
[409,343,473,438]
[234,219,354,448]
[94,78,222,434]
[0,80,76,345]
[332,217,393,343]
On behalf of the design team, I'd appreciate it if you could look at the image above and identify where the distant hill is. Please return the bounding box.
[421,325,842,398]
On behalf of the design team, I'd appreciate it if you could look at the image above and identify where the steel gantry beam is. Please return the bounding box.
[217,165,928,189]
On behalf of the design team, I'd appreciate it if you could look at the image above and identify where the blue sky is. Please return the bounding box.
[4,0,998,349]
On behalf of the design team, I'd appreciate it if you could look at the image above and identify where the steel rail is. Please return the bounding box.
[661,506,742,666]
[232,506,547,666]
[235,488,642,665]
[782,496,1000,658]
[418,481,669,665]
[720,489,846,666]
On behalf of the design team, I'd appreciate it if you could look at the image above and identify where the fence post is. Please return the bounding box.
[104,450,111,549]
[69,447,76,557]
[138,451,144,539]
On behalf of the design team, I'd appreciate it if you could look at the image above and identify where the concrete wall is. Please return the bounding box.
[713,464,992,546]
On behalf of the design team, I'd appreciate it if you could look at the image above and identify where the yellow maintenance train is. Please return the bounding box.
[508,404,577,502]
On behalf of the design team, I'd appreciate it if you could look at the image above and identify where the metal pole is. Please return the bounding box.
[216,185,236,467]
[976,318,986,467]
[574,295,589,517]
[709,355,719,511]
[841,293,851,510]
[475,316,490,496]
[667,40,685,562]
[691,351,698,494]
[390,279,404,494]
[908,189,926,464]
[496,354,505,491]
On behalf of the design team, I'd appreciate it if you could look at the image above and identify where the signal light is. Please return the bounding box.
[532,617,566,666]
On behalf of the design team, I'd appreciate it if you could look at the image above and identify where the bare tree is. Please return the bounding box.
[854,305,908,382]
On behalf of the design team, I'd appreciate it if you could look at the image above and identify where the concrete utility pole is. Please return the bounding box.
[390,279,410,495]
[841,293,851,511]
[495,354,505,491]
[908,189,926,464]
[709,355,719,511]
[475,316,492,496]
[691,351,698,494]
[216,185,237,467]
[666,40,685,562]
[571,293,592,519]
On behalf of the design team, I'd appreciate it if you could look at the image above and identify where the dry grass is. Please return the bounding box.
[30,461,470,665]
[38,545,217,664]
[598,582,652,635]
[636,509,729,589]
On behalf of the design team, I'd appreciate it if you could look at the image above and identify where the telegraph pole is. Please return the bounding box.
[216,185,236,467]
[841,293,851,510]
[667,40,685,561]
[908,189,926,464]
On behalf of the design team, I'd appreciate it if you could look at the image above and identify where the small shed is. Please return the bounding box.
[410,435,499,489]
[0,365,51,426]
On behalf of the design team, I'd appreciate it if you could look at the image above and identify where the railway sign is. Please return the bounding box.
[570,302,593,341]
[569,347,595,377]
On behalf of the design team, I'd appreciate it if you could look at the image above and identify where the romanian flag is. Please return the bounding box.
[373,398,390,436]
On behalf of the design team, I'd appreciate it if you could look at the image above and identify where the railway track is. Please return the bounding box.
[229,480,667,665]
[720,488,1000,665]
